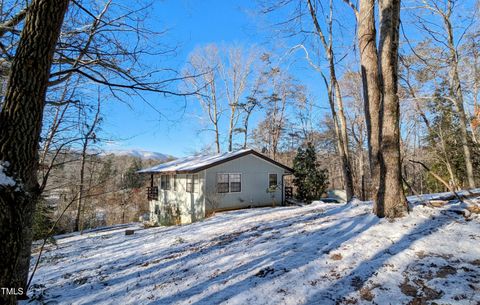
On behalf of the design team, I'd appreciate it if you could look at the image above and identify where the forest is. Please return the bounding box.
[0,0,479,304]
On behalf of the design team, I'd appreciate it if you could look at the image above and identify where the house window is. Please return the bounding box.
[160,175,166,189]
[193,174,199,193]
[269,174,278,188]
[186,174,198,193]
[160,175,171,190]
[217,174,229,193]
[217,173,241,193]
[154,204,160,214]
[230,174,241,192]
[173,175,177,191]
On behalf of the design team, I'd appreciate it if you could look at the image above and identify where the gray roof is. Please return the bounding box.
[137,148,292,174]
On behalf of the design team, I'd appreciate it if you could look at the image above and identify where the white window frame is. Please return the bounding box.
[216,173,242,193]
[268,173,278,188]
[186,174,198,193]
[160,174,171,190]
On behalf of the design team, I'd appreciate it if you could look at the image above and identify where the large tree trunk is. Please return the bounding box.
[357,0,406,217]
[357,0,383,209]
[0,0,69,302]
[378,0,407,217]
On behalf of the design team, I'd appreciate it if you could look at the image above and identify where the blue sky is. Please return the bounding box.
[98,0,478,158]
[99,0,333,157]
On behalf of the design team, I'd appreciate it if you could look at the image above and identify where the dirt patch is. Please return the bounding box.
[330,253,343,260]
[359,287,374,301]
[400,280,418,297]
[435,265,457,278]
[467,205,480,214]
[470,259,480,266]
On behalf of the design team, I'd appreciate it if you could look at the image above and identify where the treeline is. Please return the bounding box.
[34,152,161,240]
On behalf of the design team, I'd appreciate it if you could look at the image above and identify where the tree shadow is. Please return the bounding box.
[35,204,359,304]
[144,204,379,305]
[31,203,452,305]
[304,206,460,304]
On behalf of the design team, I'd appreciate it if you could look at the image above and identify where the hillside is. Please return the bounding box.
[24,196,480,305]
[103,149,174,161]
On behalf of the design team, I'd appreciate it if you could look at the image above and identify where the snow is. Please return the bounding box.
[0,161,16,187]
[103,149,173,161]
[137,149,253,173]
[24,195,480,305]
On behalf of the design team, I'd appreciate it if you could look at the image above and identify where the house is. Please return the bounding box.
[138,148,293,225]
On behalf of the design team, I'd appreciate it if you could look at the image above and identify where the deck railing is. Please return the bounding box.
[147,186,158,200]
[285,186,293,199]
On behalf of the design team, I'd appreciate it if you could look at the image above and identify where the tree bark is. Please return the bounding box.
[306,0,355,200]
[355,0,406,217]
[0,0,69,302]
[357,0,383,209]
[442,5,476,188]
[378,0,407,217]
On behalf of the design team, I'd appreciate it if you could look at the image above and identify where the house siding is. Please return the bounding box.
[147,152,290,225]
[149,172,205,225]
[204,154,286,212]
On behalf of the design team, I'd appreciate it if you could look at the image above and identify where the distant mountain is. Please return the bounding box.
[104,149,174,161]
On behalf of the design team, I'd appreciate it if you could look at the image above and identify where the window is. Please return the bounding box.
[160,175,171,190]
[173,175,177,191]
[154,204,160,214]
[193,174,199,193]
[186,174,193,192]
[186,174,198,193]
[160,175,166,190]
[217,173,241,193]
[217,174,229,193]
[269,174,278,188]
[230,174,241,192]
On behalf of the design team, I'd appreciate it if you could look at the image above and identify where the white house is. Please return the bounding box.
[138,149,293,225]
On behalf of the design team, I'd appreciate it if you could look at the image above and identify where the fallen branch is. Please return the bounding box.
[409,159,465,204]
[408,159,480,220]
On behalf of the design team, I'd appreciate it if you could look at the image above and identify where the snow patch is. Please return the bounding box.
[0,161,16,187]
[23,193,480,305]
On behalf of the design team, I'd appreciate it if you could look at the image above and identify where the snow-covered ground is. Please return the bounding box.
[24,197,480,305]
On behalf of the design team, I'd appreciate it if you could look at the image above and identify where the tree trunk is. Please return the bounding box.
[472,39,479,143]
[74,147,87,232]
[357,0,406,217]
[443,11,476,188]
[306,0,355,200]
[0,0,69,302]
[228,110,235,152]
[212,85,221,153]
[333,81,355,200]
[74,101,100,232]
[357,0,383,208]
[378,0,407,217]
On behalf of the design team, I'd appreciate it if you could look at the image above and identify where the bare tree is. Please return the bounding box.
[218,46,258,151]
[0,1,69,302]
[184,45,223,153]
[345,0,407,217]
[74,98,102,232]
[306,0,355,201]
[411,0,477,188]
[341,70,369,199]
